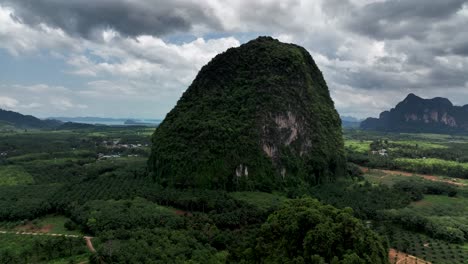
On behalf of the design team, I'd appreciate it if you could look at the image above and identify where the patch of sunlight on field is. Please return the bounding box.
[363,171,410,186]
[392,140,448,149]
[0,166,34,186]
[87,131,108,137]
[395,157,468,170]
[399,133,456,140]
[344,140,371,153]
[140,127,156,136]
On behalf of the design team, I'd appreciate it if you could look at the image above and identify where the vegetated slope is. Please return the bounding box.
[0,109,61,129]
[149,36,345,191]
[361,93,468,133]
[251,198,389,264]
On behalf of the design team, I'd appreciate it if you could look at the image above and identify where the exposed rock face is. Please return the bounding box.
[361,93,468,133]
[149,37,346,190]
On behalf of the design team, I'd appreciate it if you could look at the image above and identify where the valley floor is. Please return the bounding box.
[0,127,468,263]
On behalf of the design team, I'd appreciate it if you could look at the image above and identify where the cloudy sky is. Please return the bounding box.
[1,0,467,119]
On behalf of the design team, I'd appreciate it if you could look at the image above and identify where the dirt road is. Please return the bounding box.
[361,167,467,187]
[84,236,96,252]
[389,248,431,264]
[0,230,96,253]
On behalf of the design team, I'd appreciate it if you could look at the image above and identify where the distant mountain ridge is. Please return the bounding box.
[0,110,162,129]
[0,109,62,129]
[361,94,468,133]
[341,116,362,128]
[52,116,162,126]
[341,116,362,123]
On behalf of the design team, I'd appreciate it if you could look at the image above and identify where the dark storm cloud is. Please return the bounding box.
[348,0,467,40]
[235,0,302,31]
[2,0,468,118]
[452,44,468,56]
[1,0,222,38]
[329,45,468,91]
[317,0,468,95]
[330,66,415,90]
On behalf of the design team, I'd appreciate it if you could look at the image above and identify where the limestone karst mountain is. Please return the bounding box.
[149,37,346,190]
[361,93,468,133]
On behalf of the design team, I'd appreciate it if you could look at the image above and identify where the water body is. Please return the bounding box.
[50,117,161,126]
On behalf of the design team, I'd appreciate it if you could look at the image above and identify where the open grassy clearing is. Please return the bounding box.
[362,167,466,187]
[409,195,468,217]
[345,137,451,152]
[363,169,411,186]
[344,139,372,153]
[1,215,82,236]
[33,215,82,235]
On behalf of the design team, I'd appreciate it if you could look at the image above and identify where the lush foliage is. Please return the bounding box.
[3,123,468,263]
[70,198,182,235]
[0,233,88,263]
[394,158,468,179]
[380,208,467,243]
[302,181,411,220]
[393,178,457,201]
[382,193,468,244]
[248,198,388,263]
[0,184,60,221]
[92,228,228,264]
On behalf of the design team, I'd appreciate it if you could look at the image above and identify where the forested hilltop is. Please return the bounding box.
[149,37,346,191]
[0,109,61,129]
